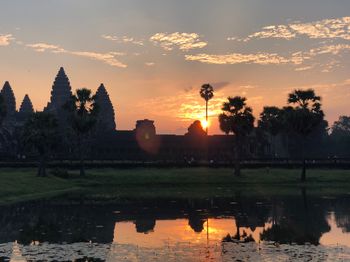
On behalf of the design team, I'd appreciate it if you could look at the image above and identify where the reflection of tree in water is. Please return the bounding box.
[134,219,156,233]
[18,215,93,244]
[232,191,270,241]
[261,188,330,245]
[186,198,210,233]
[19,218,62,244]
[188,214,206,233]
[333,195,350,232]
[0,201,115,244]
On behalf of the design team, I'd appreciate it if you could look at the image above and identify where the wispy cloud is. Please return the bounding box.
[291,44,350,71]
[27,43,65,53]
[245,25,296,40]
[185,52,293,65]
[102,34,144,46]
[185,44,350,71]
[27,42,127,68]
[145,62,155,66]
[150,32,207,51]
[71,51,127,68]
[237,16,350,41]
[0,34,14,46]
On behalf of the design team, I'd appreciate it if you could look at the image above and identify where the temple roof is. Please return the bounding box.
[46,67,72,113]
[51,67,72,97]
[19,94,34,114]
[95,83,116,131]
[1,81,16,116]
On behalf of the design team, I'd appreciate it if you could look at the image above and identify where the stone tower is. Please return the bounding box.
[95,83,116,132]
[1,81,16,125]
[17,94,34,123]
[45,67,72,118]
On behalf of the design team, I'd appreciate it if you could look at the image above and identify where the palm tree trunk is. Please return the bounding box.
[301,136,306,182]
[38,154,46,177]
[272,135,276,158]
[234,219,240,240]
[205,100,208,135]
[78,135,85,177]
[234,136,240,177]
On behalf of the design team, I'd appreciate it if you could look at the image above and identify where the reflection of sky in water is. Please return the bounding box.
[114,218,270,248]
[115,216,350,248]
[321,212,350,247]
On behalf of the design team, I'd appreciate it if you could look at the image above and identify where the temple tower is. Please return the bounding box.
[17,94,34,123]
[1,81,16,125]
[45,67,72,118]
[95,83,116,132]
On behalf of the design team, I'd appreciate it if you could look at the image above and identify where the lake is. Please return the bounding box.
[3,189,350,261]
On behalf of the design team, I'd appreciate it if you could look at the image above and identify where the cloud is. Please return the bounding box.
[71,51,127,68]
[239,16,350,41]
[240,85,257,89]
[145,62,155,66]
[27,43,65,53]
[295,65,314,72]
[308,44,350,56]
[102,35,144,46]
[246,25,297,40]
[185,52,292,65]
[27,42,127,68]
[150,32,207,51]
[290,44,350,71]
[0,34,14,46]
[185,44,350,71]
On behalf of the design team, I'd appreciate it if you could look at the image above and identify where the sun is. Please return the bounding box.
[201,119,209,129]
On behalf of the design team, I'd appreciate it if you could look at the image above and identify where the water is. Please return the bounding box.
[2,191,350,261]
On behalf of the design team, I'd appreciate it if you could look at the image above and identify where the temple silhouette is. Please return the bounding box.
[0,67,270,161]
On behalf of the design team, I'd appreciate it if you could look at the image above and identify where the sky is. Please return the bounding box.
[1,0,350,134]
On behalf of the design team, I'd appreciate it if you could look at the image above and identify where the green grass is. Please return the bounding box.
[0,167,350,204]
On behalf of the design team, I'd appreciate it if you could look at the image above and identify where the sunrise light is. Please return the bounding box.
[201,119,209,130]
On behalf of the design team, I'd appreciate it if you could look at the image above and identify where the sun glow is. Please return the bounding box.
[201,119,209,129]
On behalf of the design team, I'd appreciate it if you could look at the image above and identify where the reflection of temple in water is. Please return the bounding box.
[0,194,349,246]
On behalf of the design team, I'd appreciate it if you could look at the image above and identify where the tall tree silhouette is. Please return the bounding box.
[330,116,350,157]
[199,84,214,134]
[219,96,254,176]
[22,112,58,177]
[65,88,98,177]
[258,106,284,157]
[285,89,324,182]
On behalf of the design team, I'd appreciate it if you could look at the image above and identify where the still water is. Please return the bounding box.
[2,191,350,261]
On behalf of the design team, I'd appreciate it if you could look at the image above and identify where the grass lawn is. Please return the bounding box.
[0,167,350,204]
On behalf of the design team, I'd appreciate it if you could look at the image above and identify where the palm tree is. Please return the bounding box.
[285,89,324,182]
[219,96,254,176]
[21,112,58,177]
[258,106,284,157]
[199,84,214,134]
[65,88,98,177]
